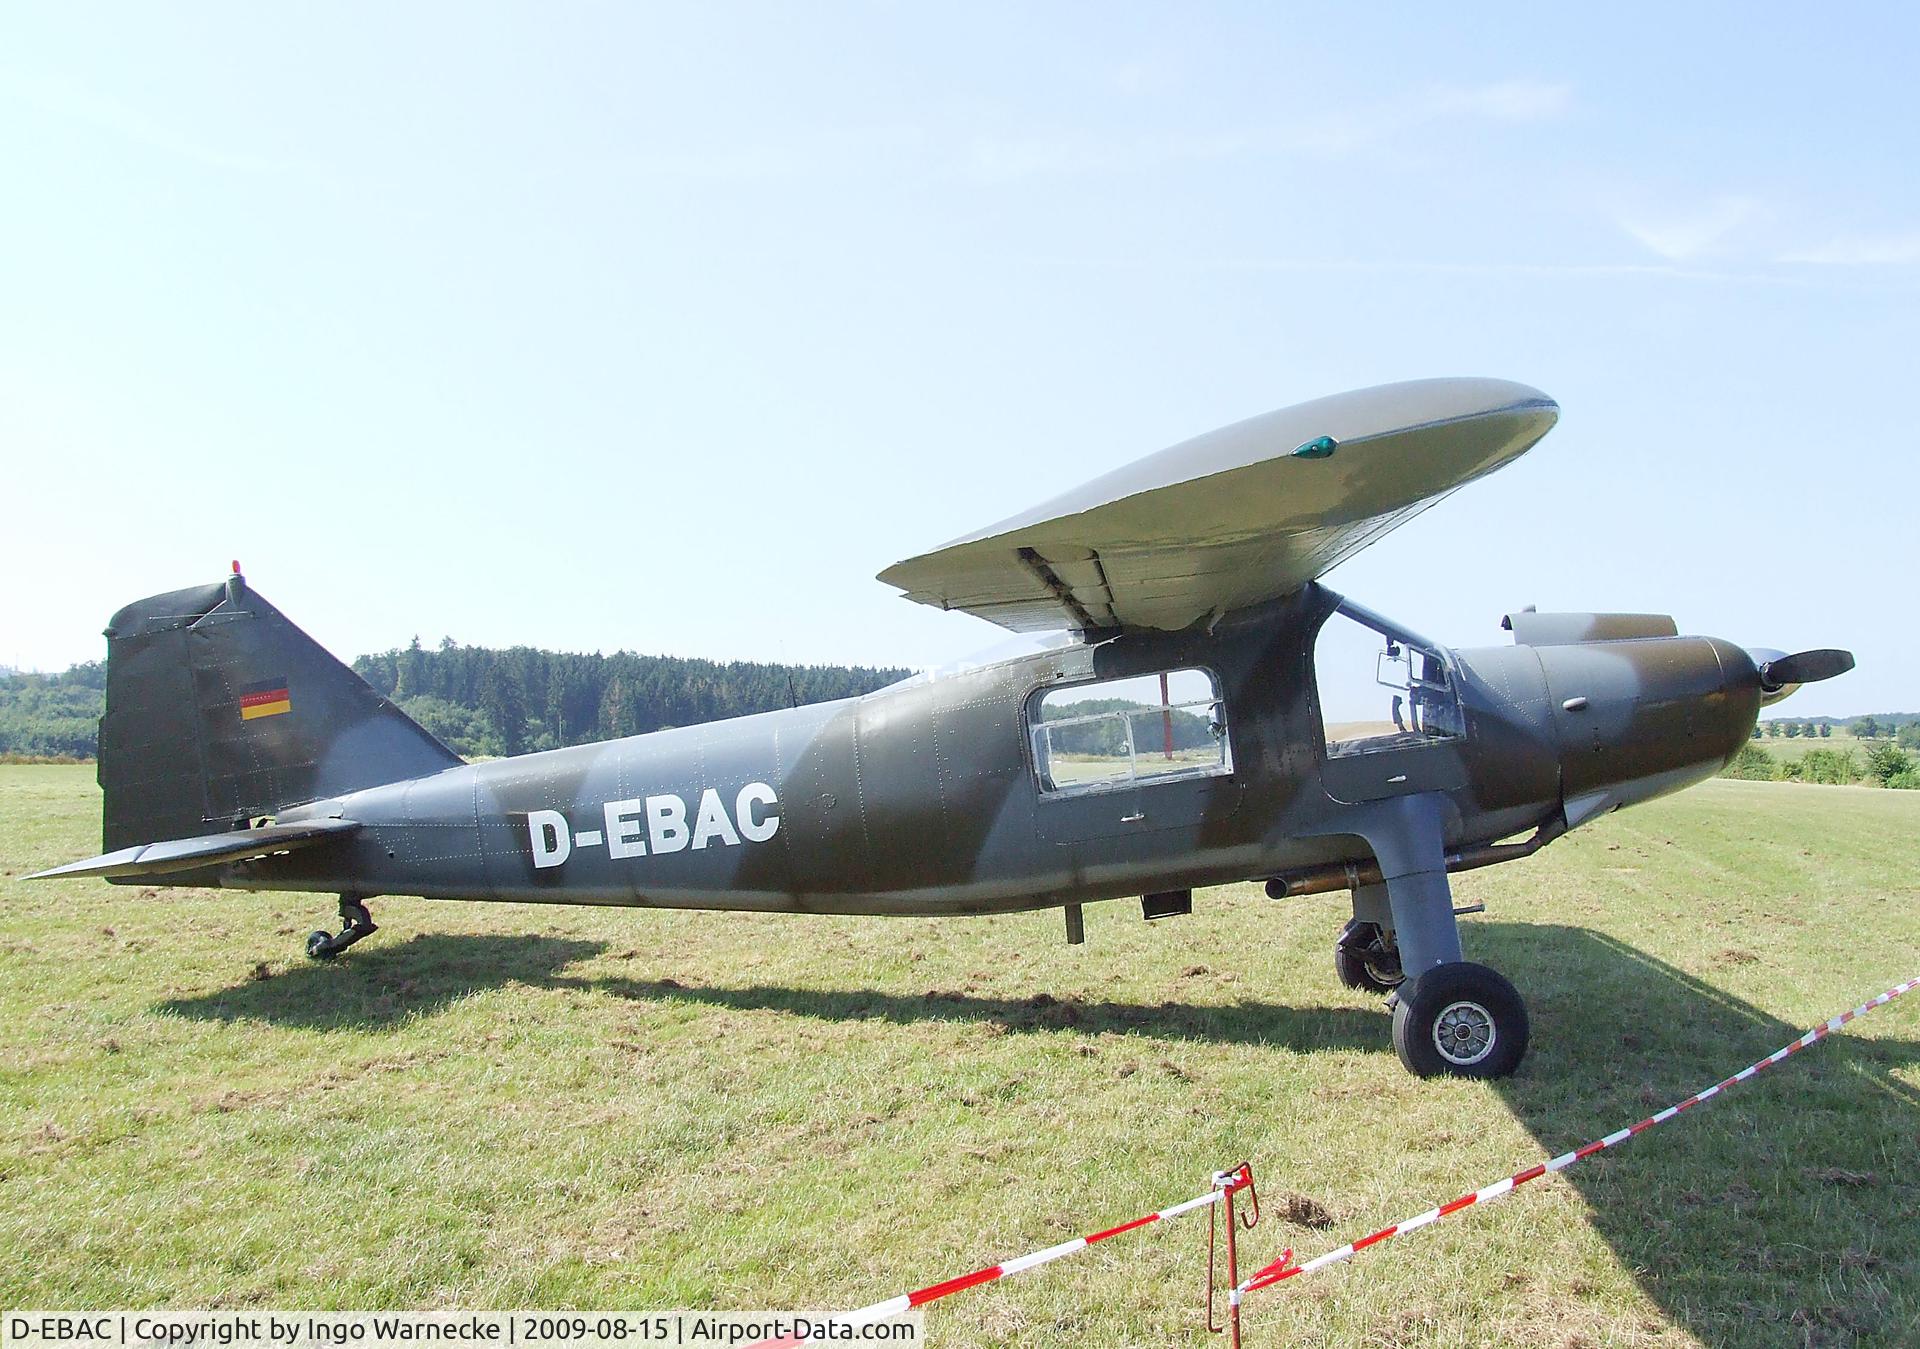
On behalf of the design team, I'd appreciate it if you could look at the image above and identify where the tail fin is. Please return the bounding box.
[98,570,460,850]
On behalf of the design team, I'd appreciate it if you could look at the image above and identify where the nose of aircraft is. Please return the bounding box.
[1534,636,1765,826]
[1455,631,1856,832]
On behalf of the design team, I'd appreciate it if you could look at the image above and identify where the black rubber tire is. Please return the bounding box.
[306,930,337,961]
[1334,923,1403,994]
[1391,961,1529,1079]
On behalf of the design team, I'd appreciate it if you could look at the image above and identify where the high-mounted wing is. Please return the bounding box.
[879,377,1558,633]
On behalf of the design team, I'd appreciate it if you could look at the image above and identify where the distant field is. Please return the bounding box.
[1048,749,1222,786]
[2,766,1916,1345]
[1749,728,1872,763]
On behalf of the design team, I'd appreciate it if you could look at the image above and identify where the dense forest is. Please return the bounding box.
[352,639,910,756]
[0,663,107,759]
[0,643,910,760]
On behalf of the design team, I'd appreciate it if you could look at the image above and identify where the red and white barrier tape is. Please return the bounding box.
[746,1166,1254,1347]
[1237,973,1920,1296]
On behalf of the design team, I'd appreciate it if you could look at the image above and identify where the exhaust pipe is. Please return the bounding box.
[1265,816,1566,899]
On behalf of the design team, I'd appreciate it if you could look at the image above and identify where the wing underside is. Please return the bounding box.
[880,378,1558,633]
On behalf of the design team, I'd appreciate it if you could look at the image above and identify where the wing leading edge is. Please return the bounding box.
[879,377,1558,633]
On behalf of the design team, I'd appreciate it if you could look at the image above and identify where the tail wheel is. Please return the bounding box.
[304,896,377,961]
[1334,921,1403,994]
[1391,961,1529,1078]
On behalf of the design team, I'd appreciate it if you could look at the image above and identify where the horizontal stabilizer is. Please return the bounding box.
[27,818,360,881]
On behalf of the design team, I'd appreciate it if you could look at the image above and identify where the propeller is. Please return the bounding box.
[1746,647,1855,706]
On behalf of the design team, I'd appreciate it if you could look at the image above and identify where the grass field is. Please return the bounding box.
[2,765,1917,1346]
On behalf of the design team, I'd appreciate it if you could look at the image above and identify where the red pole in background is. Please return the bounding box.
[1160,671,1174,759]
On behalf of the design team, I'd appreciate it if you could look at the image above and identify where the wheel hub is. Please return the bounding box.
[1431,999,1496,1066]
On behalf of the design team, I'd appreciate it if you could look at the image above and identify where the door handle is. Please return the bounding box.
[1120,811,1146,823]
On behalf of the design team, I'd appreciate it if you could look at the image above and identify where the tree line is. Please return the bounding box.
[1723,741,1920,788]
[354,639,910,757]
[1752,715,1920,748]
[0,643,910,761]
[0,663,107,759]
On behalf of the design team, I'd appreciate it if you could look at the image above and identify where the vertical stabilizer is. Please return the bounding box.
[98,571,461,849]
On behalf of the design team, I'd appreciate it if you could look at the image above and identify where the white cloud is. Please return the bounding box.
[1,71,309,181]
[1420,79,1574,124]
[961,129,1247,181]
[961,79,1571,181]
[1615,196,1760,261]
[1282,80,1572,155]
[1781,231,1920,265]
[1008,252,1807,287]
[624,126,928,183]
[1106,59,1185,98]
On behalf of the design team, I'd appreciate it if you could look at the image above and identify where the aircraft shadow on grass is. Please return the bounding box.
[159,931,1387,1050]
[1471,923,1920,1345]
[162,921,1919,1341]
[158,934,610,1031]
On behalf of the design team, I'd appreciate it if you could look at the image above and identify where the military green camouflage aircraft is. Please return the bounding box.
[33,378,1853,1077]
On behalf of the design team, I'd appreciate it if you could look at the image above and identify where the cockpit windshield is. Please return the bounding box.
[1313,599,1462,758]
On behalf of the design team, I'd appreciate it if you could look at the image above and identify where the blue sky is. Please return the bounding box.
[3,5,1915,716]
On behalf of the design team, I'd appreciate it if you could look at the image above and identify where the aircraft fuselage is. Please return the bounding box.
[225,585,1760,918]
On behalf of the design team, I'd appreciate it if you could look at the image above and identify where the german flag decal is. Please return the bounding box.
[239,677,292,721]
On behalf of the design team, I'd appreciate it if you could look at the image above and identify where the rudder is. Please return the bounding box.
[99,570,461,850]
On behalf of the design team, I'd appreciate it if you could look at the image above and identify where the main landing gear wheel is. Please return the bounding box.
[1334,920,1404,994]
[305,897,377,961]
[1391,961,1529,1079]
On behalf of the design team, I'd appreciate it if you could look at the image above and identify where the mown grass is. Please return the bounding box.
[1,765,1916,1346]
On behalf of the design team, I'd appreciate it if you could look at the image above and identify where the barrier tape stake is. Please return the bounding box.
[743,1169,1240,1348]
[1223,1182,1241,1349]
[1206,1164,1261,1347]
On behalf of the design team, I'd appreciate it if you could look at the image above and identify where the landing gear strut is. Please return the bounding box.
[1316,794,1533,1079]
[306,895,376,960]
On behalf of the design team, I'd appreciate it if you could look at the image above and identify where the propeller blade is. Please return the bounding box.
[1758,648,1855,692]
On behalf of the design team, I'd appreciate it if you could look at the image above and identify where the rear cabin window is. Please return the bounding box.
[1030,669,1231,794]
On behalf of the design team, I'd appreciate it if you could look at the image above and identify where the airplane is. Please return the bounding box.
[30,377,1854,1078]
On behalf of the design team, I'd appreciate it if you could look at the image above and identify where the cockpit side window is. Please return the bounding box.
[1028,668,1231,795]
[1313,603,1463,759]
